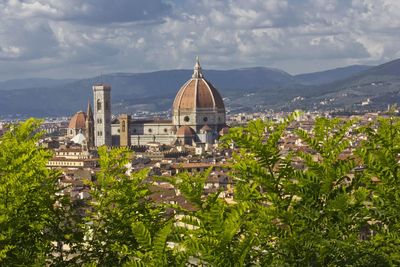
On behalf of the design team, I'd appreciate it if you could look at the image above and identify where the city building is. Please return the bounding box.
[47,146,98,169]
[93,84,112,147]
[67,103,94,149]
[94,58,228,147]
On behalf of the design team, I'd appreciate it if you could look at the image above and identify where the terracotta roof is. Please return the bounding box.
[171,162,228,169]
[176,126,195,136]
[68,111,86,130]
[55,148,83,152]
[49,157,97,162]
[173,59,225,111]
[132,119,172,124]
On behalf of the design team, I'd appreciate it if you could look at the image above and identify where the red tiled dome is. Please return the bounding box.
[173,59,225,112]
[68,111,86,130]
[176,126,196,136]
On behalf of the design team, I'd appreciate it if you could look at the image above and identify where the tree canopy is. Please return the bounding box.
[1,114,400,266]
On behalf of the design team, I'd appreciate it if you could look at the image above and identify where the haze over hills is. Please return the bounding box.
[294,65,372,85]
[0,78,76,91]
[0,59,399,117]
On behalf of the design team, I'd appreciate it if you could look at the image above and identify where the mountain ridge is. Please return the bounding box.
[0,59,399,117]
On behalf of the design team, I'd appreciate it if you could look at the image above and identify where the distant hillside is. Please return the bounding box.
[295,65,371,85]
[223,59,400,112]
[1,58,400,117]
[0,68,297,117]
[285,59,400,111]
[0,78,75,91]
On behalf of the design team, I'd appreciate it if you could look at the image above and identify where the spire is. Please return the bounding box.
[192,56,203,78]
[85,100,95,149]
[86,101,93,120]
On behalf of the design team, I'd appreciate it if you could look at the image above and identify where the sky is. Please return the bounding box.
[0,0,399,80]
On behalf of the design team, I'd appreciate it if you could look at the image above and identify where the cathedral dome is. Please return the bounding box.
[173,58,225,112]
[176,126,195,136]
[68,111,86,130]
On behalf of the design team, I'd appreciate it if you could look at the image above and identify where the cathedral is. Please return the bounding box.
[68,58,228,148]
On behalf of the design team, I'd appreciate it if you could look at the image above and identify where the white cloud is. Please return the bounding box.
[0,0,399,79]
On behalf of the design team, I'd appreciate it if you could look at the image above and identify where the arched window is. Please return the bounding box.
[97,99,102,111]
[122,121,126,132]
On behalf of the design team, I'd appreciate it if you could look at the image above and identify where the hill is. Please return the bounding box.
[294,65,371,85]
[1,58,399,117]
[0,68,297,117]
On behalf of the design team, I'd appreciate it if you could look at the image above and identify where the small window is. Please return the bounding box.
[148,128,152,133]
[164,128,168,133]
[97,100,102,111]
[133,128,137,133]
[184,116,190,122]
[203,117,208,122]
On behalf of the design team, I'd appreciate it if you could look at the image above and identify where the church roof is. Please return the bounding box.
[68,111,86,130]
[173,58,225,112]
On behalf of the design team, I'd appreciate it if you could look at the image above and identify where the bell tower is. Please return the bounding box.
[119,114,130,147]
[93,84,112,147]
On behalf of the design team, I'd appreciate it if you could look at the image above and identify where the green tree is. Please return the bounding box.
[81,147,171,266]
[220,114,388,266]
[3,114,400,266]
[357,114,400,265]
[0,119,71,266]
[167,169,256,266]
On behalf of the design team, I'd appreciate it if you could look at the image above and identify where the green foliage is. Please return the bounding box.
[2,114,400,266]
[217,113,395,266]
[356,114,400,265]
[80,146,172,266]
[0,119,73,266]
